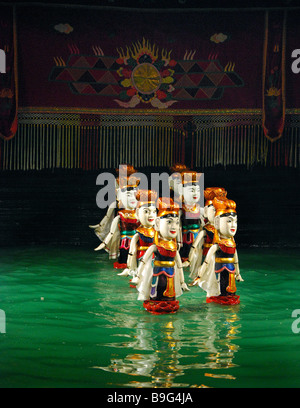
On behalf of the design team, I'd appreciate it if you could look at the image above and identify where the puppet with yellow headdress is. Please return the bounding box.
[118,189,158,283]
[133,197,190,314]
[189,187,227,279]
[94,173,141,269]
[193,196,243,305]
[89,164,137,259]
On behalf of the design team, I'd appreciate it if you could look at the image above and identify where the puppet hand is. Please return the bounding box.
[94,242,105,251]
[129,268,138,277]
[117,268,130,276]
[131,276,140,284]
[181,282,190,292]
[236,273,244,282]
[192,277,201,286]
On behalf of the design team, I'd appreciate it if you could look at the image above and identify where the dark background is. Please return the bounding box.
[0,0,296,8]
[0,0,299,249]
[0,165,298,249]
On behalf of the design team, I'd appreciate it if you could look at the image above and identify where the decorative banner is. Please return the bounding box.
[17,6,265,111]
[49,38,244,109]
[262,10,287,142]
[0,6,18,140]
[0,5,299,171]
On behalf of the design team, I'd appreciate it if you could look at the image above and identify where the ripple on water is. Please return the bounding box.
[0,247,300,388]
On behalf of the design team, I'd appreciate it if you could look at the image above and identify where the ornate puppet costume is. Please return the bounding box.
[168,163,190,252]
[193,197,243,305]
[178,171,202,263]
[94,174,140,269]
[119,190,157,286]
[189,187,227,279]
[89,164,137,259]
[133,198,189,314]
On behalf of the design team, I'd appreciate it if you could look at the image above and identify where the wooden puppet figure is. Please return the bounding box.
[133,197,190,314]
[94,175,140,269]
[168,163,189,204]
[193,197,243,305]
[189,187,227,279]
[179,171,202,263]
[89,164,137,259]
[168,163,189,251]
[118,190,158,284]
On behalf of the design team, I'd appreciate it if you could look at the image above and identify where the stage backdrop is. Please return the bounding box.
[0,5,299,170]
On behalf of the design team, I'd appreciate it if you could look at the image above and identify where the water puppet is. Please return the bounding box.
[193,197,243,305]
[189,187,227,279]
[89,164,137,259]
[133,197,190,314]
[94,174,140,269]
[118,189,158,286]
[178,171,202,263]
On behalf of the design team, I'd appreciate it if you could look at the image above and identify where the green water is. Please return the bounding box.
[0,246,299,388]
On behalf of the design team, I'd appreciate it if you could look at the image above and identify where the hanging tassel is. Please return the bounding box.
[1,116,298,171]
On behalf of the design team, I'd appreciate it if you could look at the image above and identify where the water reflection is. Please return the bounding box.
[92,304,241,388]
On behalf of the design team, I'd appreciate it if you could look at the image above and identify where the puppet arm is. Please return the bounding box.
[118,233,139,276]
[175,251,190,292]
[234,250,244,281]
[131,244,156,284]
[127,233,139,270]
[89,201,117,229]
[192,243,218,285]
[177,210,183,249]
[94,215,120,251]
[189,230,205,261]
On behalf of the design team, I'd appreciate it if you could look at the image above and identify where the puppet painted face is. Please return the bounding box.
[156,215,180,240]
[137,205,157,227]
[182,184,200,206]
[204,204,216,224]
[217,214,238,238]
[118,188,138,210]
